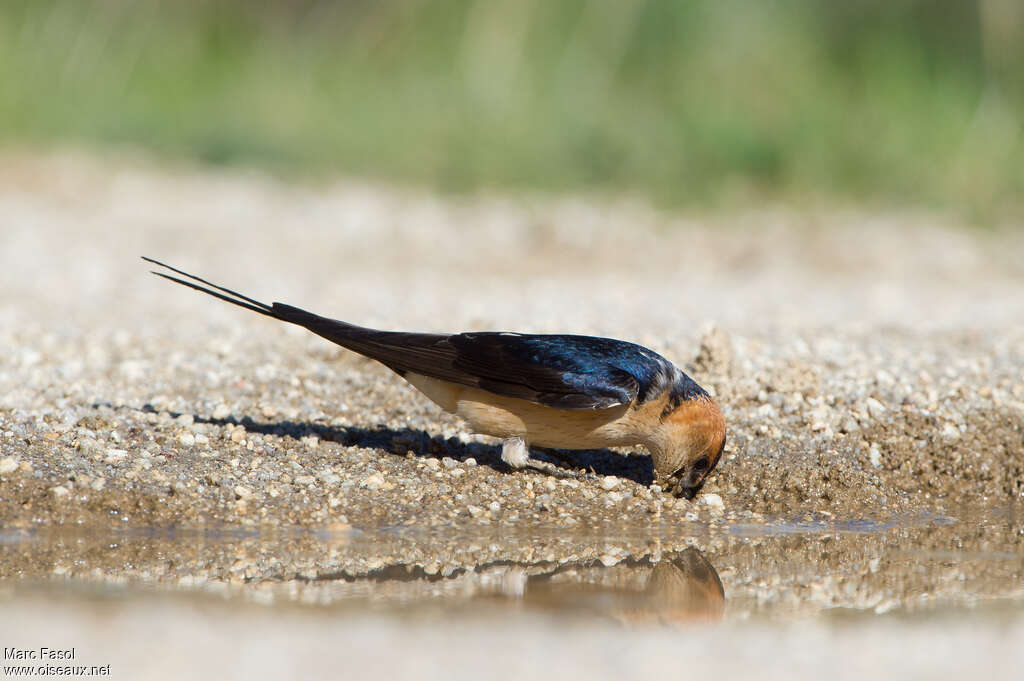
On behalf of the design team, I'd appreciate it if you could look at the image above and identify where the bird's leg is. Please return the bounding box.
[501,437,579,478]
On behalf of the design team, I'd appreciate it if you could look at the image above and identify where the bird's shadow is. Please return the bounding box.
[129,403,655,486]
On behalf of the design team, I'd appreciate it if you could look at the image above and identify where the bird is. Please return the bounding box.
[520,548,725,625]
[143,257,726,498]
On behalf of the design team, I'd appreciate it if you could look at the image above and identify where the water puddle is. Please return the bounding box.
[2,508,1021,625]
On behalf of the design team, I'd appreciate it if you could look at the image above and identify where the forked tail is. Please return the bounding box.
[142,256,366,334]
[142,257,453,377]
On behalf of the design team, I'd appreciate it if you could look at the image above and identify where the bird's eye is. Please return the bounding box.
[693,456,709,472]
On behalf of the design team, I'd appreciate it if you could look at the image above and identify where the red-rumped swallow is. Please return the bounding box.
[144,257,726,498]
[521,548,725,625]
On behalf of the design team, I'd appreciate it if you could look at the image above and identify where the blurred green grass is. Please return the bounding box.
[1,0,1022,215]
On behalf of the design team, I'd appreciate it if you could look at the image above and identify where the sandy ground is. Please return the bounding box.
[1,151,1021,525]
[1,151,1023,679]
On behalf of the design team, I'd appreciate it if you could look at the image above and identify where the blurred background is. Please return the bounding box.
[1,0,1022,220]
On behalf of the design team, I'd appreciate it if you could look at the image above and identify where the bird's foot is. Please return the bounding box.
[501,437,580,479]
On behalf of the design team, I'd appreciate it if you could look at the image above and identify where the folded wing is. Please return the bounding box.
[145,257,652,411]
[273,306,641,410]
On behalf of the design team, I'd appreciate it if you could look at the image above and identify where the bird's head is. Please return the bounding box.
[646,396,726,499]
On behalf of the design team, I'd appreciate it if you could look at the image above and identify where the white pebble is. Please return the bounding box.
[600,476,620,490]
[698,493,725,510]
[104,449,128,463]
[869,444,883,468]
[865,397,887,419]
[79,438,103,455]
[52,485,70,499]
[0,457,18,475]
[809,405,831,425]
[361,472,386,491]
[318,471,341,485]
[178,432,196,446]
[234,485,253,499]
[488,501,501,513]
[941,422,961,441]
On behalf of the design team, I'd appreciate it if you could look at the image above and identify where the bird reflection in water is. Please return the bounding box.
[509,547,724,626]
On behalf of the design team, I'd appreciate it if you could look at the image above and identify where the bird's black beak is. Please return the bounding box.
[662,466,707,499]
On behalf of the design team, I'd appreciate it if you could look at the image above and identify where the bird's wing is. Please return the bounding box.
[278,313,641,410]
[446,333,641,410]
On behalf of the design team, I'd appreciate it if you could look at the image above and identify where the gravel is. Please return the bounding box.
[2,154,1021,530]
[1,151,1022,679]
